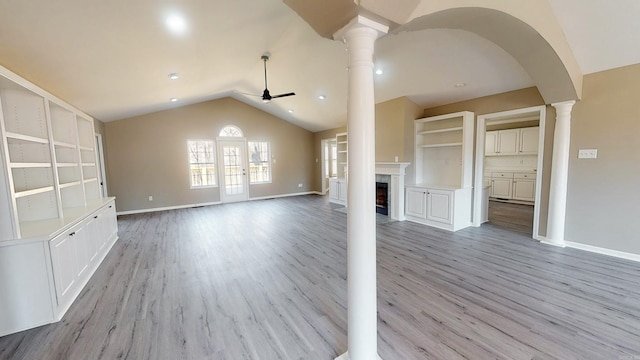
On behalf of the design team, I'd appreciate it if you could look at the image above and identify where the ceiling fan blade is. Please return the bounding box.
[271,92,296,99]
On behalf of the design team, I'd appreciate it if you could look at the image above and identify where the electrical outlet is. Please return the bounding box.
[578,149,597,159]
[148,196,153,201]
[298,183,303,188]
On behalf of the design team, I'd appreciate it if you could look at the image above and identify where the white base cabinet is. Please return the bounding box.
[489,171,536,202]
[405,185,472,231]
[329,178,347,205]
[0,198,118,336]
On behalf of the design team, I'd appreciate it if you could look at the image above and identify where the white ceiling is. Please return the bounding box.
[0,0,638,132]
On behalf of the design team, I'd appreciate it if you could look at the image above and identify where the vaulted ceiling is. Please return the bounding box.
[0,0,638,132]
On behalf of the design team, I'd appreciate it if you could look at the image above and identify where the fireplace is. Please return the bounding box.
[376,182,389,215]
[375,162,409,221]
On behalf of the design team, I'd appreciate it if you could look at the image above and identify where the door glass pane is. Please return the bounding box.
[223,145,243,195]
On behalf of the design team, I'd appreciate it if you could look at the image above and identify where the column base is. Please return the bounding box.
[540,238,566,248]
[335,351,383,360]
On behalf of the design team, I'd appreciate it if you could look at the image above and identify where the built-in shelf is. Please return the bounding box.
[9,162,52,168]
[59,181,82,189]
[5,132,49,144]
[54,141,77,149]
[420,142,463,148]
[418,126,463,135]
[14,186,55,198]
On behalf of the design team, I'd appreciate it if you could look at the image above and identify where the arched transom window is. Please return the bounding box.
[219,125,243,137]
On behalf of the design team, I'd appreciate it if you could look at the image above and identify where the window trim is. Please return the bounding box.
[247,140,272,184]
[187,139,218,189]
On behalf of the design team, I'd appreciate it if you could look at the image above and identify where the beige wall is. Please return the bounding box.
[565,64,640,254]
[105,97,315,212]
[310,97,422,192]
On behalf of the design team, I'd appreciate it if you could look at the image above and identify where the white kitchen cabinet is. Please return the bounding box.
[519,127,539,154]
[329,178,347,205]
[488,172,536,202]
[485,127,539,156]
[490,172,514,198]
[512,173,536,201]
[496,129,519,155]
[485,131,499,155]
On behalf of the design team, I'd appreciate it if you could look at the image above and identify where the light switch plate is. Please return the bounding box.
[578,149,597,159]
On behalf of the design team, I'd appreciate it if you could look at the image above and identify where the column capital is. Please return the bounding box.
[333,15,389,41]
[551,100,576,110]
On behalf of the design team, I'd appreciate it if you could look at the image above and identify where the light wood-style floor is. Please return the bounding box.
[488,200,534,235]
[1,195,640,359]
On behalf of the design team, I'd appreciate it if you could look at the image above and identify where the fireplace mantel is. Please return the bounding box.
[375,162,410,220]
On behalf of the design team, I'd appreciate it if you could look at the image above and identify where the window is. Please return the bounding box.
[219,125,243,137]
[188,140,216,188]
[248,141,271,183]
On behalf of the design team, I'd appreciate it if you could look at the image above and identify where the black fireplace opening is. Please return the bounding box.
[376,182,389,216]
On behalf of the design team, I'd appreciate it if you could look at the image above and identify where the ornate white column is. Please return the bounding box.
[334,15,388,360]
[545,100,576,247]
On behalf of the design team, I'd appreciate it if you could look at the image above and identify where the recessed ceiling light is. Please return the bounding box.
[318,95,326,100]
[168,73,179,80]
[375,69,383,75]
[170,98,178,102]
[288,109,294,113]
[454,83,466,88]
[165,14,187,35]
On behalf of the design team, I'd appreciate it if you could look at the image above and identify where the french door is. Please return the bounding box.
[218,140,249,203]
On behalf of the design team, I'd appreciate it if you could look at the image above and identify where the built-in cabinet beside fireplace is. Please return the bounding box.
[406,111,474,231]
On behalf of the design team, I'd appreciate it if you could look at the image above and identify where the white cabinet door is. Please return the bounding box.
[329,179,339,202]
[519,127,539,154]
[406,187,427,219]
[513,179,536,201]
[497,129,519,155]
[491,178,513,198]
[339,180,347,203]
[427,189,453,224]
[50,232,78,304]
[73,226,91,279]
[485,131,498,155]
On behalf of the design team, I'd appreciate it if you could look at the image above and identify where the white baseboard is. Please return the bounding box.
[116,201,222,215]
[116,192,325,215]
[537,236,640,262]
[564,241,640,263]
[249,191,320,201]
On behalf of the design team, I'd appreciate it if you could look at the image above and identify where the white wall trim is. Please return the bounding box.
[564,241,640,263]
[116,201,222,215]
[116,192,325,215]
[249,191,318,201]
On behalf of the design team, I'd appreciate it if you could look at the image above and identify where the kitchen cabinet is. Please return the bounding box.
[485,127,539,156]
[488,172,536,202]
[512,173,536,201]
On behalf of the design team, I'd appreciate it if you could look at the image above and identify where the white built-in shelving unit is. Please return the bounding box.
[407,111,474,231]
[329,132,348,205]
[0,65,118,336]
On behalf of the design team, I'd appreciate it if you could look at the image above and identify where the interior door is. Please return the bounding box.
[218,140,249,203]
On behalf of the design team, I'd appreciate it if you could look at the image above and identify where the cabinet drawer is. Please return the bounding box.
[491,172,513,178]
[514,172,535,180]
